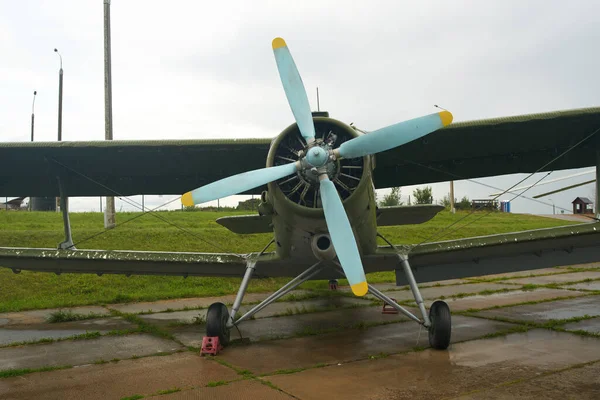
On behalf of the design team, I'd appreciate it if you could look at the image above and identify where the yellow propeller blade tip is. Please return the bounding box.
[181,192,194,207]
[439,110,453,127]
[272,37,286,49]
[350,281,368,297]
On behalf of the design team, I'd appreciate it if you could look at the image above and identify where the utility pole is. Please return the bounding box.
[449,181,455,214]
[54,49,64,212]
[54,49,63,141]
[596,151,600,220]
[31,91,37,141]
[104,0,116,229]
[30,90,37,212]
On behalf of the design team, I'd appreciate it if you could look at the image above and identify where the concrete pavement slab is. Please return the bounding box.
[563,281,600,291]
[426,288,585,312]
[371,277,469,291]
[107,291,309,314]
[474,295,600,323]
[456,360,600,399]
[0,316,136,346]
[140,296,372,326]
[507,271,600,285]
[0,333,182,371]
[563,317,600,334]
[217,315,513,375]
[377,282,519,302]
[173,306,412,347]
[159,379,294,399]
[558,261,600,270]
[0,352,239,400]
[266,330,600,400]
[0,306,109,327]
[466,267,563,281]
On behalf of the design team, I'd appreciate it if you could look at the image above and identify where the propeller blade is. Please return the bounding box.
[319,176,368,296]
[182,162,299,206]
[272,37,316,142]
[336,111,453,159]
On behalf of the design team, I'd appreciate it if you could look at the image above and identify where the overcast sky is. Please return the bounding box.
[2,0,600,215]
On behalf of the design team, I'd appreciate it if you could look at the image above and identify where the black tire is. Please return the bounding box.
[428,300,451,350]
[206,302,230,346]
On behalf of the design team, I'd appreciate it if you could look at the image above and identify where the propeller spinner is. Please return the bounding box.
[181,37,453,296]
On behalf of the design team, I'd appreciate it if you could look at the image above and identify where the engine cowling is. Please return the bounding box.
[266,116,365,209]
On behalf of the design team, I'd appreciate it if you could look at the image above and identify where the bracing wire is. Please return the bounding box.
[50,158,244,257]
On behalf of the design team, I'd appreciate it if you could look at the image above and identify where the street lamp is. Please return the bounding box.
[548,198,555,215]
[54,48,63,141]
[31,91,37,142]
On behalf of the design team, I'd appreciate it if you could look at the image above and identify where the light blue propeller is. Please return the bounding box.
[337,111,453,159]
[182,162,299,206]
[319,176,368,296]
[181,37,453,297]
[272,37,316,142]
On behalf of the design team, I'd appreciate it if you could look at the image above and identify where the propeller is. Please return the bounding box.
[336,111,452,159]
[181,37,453,296]
[272,38,316,143]
[182,162,300,206]
[319,175,367,295]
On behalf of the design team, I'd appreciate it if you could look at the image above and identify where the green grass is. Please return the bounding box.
[206,380,229,387]
[0,365,72,379]
[47,309,105,323]
[0,210,579,312]
[120,395,144,400]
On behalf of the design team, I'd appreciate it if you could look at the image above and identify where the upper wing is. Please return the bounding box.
[372,107,600,188]
[0,139,271,197]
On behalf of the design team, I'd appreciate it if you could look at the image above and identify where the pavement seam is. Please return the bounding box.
[459,310,600,335]
[0,328,138,349]
[456,292,597,314]
[464,268,600,283]
[0,348,187,380]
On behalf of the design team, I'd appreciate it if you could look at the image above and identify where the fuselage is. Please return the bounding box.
[261,116,379,263]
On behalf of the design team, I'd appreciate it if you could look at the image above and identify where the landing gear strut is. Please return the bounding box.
[373,233,453,350]
[205,237,452,351]
[204,254,325,346]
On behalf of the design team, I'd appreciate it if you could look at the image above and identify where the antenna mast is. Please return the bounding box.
[316,87,320,112]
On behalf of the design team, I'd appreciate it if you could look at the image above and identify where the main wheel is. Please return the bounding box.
[206,302,231,346]
[428,300,451,350]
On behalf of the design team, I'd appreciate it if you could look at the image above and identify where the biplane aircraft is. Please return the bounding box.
[1,38,600,350]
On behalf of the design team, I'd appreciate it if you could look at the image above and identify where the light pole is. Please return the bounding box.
[449,181,455,214]
[103,0,116,228]
[31,91,37,141]
[54,48,63,141]
[548,198,555,215]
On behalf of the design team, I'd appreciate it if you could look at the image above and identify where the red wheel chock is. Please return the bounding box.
[382,298,399,314]
[200,336,222,356]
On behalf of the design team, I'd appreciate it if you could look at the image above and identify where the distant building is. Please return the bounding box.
[572,197,594,214]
